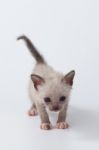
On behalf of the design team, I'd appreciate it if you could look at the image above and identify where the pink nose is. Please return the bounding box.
[52,105,59,111]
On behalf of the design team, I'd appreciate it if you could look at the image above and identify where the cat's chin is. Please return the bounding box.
[46,107,59,113]
[49,108,60,113]
[52,109,60,112]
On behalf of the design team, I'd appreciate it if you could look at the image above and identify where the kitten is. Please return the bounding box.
[17,35,75,130]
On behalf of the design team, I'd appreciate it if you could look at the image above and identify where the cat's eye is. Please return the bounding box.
[60,96,66,102]
[44,97,51,103]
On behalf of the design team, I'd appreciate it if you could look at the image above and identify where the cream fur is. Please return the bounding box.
[18,35,75,129]
[28,63,72,108]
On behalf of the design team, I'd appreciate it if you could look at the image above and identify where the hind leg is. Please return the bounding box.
[28,103,38,116]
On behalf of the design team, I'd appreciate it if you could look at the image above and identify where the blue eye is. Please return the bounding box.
[60,96,66,101]
[44,97,51,103]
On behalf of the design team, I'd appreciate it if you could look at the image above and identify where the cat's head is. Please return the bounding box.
[31,70,75,112]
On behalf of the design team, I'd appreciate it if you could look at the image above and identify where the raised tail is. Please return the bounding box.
[17,35,45,64]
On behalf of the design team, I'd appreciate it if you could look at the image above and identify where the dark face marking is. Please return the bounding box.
[59,96,66,102]
[44,97,51,103]
[52,105,60,111]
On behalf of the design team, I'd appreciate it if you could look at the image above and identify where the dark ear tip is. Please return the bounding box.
[71,70,75,75]
[31,74,33,79]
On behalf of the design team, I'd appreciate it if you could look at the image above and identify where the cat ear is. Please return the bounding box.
[31,74,45,90]
[62,70,75,86]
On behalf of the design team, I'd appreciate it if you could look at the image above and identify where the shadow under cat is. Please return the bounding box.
[68,105,99,141]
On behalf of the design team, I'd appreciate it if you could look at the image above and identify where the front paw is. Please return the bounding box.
[56,122,69,129]
[40,123,52,130]
[28,109,38,116]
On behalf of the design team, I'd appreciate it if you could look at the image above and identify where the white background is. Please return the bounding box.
[0,0,99,149]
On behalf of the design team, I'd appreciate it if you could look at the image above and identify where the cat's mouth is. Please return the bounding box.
[50,106,60,112]
[53,108,60,112]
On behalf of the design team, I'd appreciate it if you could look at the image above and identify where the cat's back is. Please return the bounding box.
[33,63,58,79]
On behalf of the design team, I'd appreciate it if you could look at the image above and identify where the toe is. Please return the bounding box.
[56,122,69,129]
[28,110,38,116]
[40,123,51,130]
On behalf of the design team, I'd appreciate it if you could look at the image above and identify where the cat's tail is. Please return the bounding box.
[17,35,46,64]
